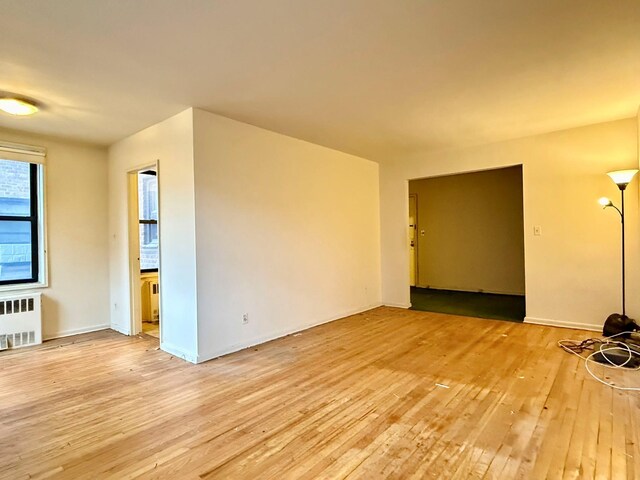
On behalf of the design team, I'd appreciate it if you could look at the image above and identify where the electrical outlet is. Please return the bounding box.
[533,225,542,236]
[242,313,249,325]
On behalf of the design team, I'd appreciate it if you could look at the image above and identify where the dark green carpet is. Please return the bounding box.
[410,287,525,322]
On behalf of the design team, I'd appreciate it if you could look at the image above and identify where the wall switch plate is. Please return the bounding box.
[533,226,542,236]
[242,313,249,324]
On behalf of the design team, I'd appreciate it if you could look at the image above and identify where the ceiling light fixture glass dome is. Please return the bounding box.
[0,97,39,116]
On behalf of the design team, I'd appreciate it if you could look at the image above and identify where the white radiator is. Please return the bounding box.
[150,282,159,321]
[141,280,160,322]
[0,292,42,350]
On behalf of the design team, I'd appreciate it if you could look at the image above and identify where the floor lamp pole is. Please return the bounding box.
[600,169,638,336]
[620,186,626,317]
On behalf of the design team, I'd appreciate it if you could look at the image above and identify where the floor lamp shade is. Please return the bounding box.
[607,169,638,189]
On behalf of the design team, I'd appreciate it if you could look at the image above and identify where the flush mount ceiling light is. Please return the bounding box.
[0,97,39,116]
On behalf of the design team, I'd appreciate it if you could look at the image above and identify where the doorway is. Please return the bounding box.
[407,165,526,322]
[127,166,161,338]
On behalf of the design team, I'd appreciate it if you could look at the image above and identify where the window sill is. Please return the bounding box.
[0,281,48,294]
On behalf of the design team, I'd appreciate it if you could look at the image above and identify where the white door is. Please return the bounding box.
[408,194,417,286]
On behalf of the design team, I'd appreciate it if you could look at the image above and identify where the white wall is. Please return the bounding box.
[192,109,381,362]
[106,108,636,364]
[381,117,639,330]
[0,127,109,339]
[409,166,525,295]
[108,109,198,361]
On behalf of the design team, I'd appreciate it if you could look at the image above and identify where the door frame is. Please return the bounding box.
[127,161,161,338]
[408,193,418,287]
[405,164,526,305]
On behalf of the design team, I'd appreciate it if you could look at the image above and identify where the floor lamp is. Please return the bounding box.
[598,169,639,335]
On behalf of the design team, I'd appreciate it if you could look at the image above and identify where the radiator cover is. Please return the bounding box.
[0,292,42,350]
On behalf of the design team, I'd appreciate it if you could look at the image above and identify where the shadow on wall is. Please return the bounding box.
[42,295,59,340]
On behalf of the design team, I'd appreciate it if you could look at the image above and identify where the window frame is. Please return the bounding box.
[0,162,40,286]
[139,170,158,274]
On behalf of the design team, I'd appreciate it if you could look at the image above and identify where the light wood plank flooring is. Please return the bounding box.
[1,307,638,479]
[142,321,160,339]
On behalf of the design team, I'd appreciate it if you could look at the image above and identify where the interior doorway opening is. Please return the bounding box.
[407,165,526,322]
[127,165,161,338]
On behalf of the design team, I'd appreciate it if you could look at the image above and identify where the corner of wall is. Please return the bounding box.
[161,341,198,364]
[108,108,199,357]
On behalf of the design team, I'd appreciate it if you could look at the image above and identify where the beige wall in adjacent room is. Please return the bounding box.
[409,166,525,295]
[380,117,639,330]
[0,127,109,339]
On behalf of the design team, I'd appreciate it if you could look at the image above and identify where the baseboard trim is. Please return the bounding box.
[383,302,411,309]
[110,323,130,336]
[196,303,383,364]
[524,316,602,332]
[44,324,111,341]
[161,341,198,364]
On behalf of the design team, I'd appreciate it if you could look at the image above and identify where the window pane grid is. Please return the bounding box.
[0,161,39,285]
[138,171,158,272]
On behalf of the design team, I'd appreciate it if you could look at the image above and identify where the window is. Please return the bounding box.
[138,170,158,272]
[0,159,40,285]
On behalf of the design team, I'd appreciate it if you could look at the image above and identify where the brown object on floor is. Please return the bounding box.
[0,307,638,479]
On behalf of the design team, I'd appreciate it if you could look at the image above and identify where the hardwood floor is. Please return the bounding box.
[142,321,160,339]
[1,307,638,479]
